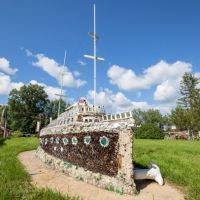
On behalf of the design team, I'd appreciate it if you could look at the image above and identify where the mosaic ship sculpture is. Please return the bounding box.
[36,4,163,196]
[37,98,136,195]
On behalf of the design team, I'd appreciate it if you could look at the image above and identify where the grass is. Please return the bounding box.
[134,139,200,200]
[0,137,79,200]
[1,137,199,200]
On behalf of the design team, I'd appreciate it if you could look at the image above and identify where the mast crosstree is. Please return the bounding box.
[84,4,105,108]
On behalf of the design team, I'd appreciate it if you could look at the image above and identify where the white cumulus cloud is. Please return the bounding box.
[26,50,86,88]
[0,57,18,75]
[107,60,192,103]
[195,72,200,88]
[0,73,23,95]
[87,89,153,113]
[153,80,177,102]
[73,70,80,77]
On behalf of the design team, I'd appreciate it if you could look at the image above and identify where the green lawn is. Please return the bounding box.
[1,137,199,200]
[0,137,79,200]
[134,139,200,200]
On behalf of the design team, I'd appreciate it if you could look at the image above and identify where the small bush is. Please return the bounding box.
[12,130,23,138]
[135,124,164,139]
[0,137,6,145]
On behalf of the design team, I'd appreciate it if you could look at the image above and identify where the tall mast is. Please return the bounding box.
[93,4,96,107]
[84,4,105,108]
[55,50,67,118]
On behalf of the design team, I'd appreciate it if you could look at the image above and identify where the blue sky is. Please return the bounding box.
[0,0,200,113]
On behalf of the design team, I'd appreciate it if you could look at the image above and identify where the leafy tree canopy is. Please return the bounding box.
[135,124,164,139]
[44,99,68,125]
[171,72,200,138]
[132,108,163,126]
[178,72,200,108]
[8,84,49,134]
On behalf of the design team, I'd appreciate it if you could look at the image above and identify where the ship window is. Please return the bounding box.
[71,118,73,122]
[85,119,88,122]
[94,119,99,122]
[112,115,115,120]
[121,113,125,118]
[108,115,111,120]
[126,112,130,117]
[89,119,92,122]
[117,114,120,119]
[104,116,107,120]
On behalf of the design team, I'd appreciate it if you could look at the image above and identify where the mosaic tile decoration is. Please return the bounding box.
[40,132,119,176]
[37,123,136,195]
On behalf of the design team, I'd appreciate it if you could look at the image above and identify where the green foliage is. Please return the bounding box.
[7,84,49,134]
[0,137,6,145]
[171,107,193,131]
[178,72,200,108]
[12,130,23,137]
[135,139,200,200]
[44,99,67,125]
[172,72,200,138]
[132,109,163,126]
[0,137,78,200]
[135,124,164,139]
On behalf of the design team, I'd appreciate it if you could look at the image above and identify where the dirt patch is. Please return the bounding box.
[18,150,185,200]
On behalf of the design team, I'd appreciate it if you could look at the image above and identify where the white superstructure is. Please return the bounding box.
[47,98,134,128]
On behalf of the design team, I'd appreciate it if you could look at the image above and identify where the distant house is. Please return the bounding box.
[161,124,177,132]
[171,125,177,130]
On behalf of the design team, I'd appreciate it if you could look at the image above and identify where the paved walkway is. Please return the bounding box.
[18,150,185,200]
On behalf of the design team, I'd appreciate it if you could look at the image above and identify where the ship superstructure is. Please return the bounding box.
[47,98,134,128]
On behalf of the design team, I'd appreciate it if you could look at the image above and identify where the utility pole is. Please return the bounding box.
[55,50,67,118]
[84,4,105,108]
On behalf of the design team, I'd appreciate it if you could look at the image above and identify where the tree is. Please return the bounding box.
[171,107,192,131]
[178,72,200,108]
[143,109,163,125]
[0,105,8,138]
[44,99,68,125]
[0,105,4,125]
[132,109,145,126]
[173,72,200,138]
[135,124,164,139]
[132,109,163,126]
[7,84,49,134]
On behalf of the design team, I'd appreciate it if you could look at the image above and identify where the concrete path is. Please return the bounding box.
[18,150,185,200]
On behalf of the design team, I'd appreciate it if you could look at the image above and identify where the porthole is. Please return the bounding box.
[50,137,54,144]
[63,137,68,145]
[99,136,109,147]
[84,136,91,145]
[55,137,60,144]
[72,136,78,145]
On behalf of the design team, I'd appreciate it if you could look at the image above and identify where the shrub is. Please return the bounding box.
[135,124,164,139]
[0,137,6,145]
[12,130,23,138]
